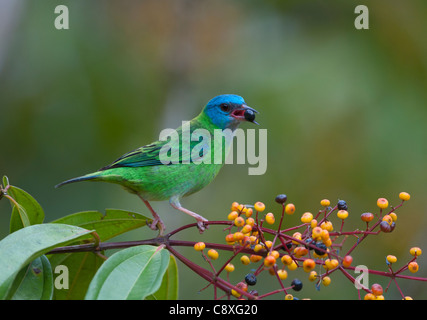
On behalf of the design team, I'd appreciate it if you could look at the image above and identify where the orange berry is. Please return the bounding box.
[320,221,333,232]
[342,255,353,268]
[399,192,410,201]
[285,203,295,215]
[193,242,205,251]
[265,212,275,225]
[303,259,316,272]
[408,261,419,273]
[233,232,244,241]
[241,224,252,234]
[361,212,374,222]
[234,216,245,227]
[377,198,389,209]
[254,202,265,212]
[270,250,280,259]
[231,202,240,211]
[410,247,422,257]
[245,208,253,218]
[225,233,235,244]
[264,255,276,267]
[294,246,308,257]
[371,283,383,296]
[246,217,255,226]
[250,254,262,263]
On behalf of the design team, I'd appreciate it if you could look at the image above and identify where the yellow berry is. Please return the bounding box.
[237,204,245,212]
[270,250,280,259]
[323,238,332,247]
[246,217,255,226]
[207,249,219,260]
[193,242,205,251]
[277,269,288,280]
[285,294,294,300]
[377,198,389,209]
[364,293,376,300]
[231,202,240,211]
[241,224,252,234]
[308,271,317,281]
[321,229,330,241]
[288,261,298,271]
[403,296,413,300]
[382,214,393,225]
[234,216,245,227]
[408,261,419,273]
[387,255,397,264]
[320,221,333,232]
[312,227,323,240]
[264,240,273,249]
[337,210,349,220]
[301,212,313,224]
[285,203,295,215]
[265,212,275,225]
[410,247,422,257]
[322,276,331,286]
[240,255,250,265]
[303,259,316,272]
[254,244,264,253]
[321,199,331,207]
[399,192,410,201]
[254,202,265,212]
[225,263,235,272]
[310,219,318,229]
[245,208,253,218]
[281,255,293,265]
[389,212,397,222]
[376,295,385,300]
[228,211,239,221]
[231,289,241,298]
[292,232,302,245]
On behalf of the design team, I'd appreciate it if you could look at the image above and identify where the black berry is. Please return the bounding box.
[244,109,256,122]
[291,278,303,291]
[275,194,287,204]
[245,273,257,286]
[337,199,348,210]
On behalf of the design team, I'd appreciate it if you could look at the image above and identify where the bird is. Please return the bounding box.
[56,94,258,234]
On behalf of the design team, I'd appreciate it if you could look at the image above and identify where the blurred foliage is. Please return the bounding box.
[1,0,427,299]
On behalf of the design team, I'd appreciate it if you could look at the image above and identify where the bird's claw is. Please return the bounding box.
[196,219,209,234]
[148,218,166,236]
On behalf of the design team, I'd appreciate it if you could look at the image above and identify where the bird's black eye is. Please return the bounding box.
[220,103,231,112]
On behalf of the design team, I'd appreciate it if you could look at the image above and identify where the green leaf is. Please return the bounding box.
[48,209,150,299]
[8,255,53,300]
[85,245,170,300]
[0,223,93,299]
[2,176,9,188]
[51,208,151,241]
[8,185,45,233]
[49,252,104,300]
[146,255,178,300]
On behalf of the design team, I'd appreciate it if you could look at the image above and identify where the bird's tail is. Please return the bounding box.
[55,173,101,189]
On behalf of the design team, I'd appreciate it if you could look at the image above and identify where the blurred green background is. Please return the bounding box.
[1,0,427,299]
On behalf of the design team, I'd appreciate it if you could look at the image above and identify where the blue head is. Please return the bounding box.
[203,94,258,130]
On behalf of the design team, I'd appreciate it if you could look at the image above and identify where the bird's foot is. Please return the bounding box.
[196,218,209,234]
[148,218,166,236]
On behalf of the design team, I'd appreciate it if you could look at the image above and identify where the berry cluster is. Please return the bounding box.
[189,191,425,299]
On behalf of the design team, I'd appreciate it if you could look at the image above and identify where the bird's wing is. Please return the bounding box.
[99,136,210,171]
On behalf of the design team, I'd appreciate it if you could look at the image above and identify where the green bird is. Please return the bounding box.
[56,94,258,234]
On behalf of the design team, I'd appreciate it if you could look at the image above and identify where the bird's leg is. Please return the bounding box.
[169,196,208,233]
[137,194,165,235]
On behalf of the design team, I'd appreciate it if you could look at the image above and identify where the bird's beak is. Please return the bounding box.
[231,104,259,125]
